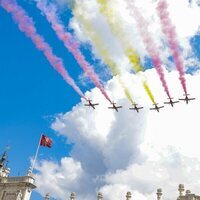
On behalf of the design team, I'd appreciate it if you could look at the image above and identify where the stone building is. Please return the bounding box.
[0,149,36,200]
[177,184,200,200]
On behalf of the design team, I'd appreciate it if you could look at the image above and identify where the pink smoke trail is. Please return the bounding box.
[125,0,171,98]
[157,0,187,94]
[36,0,112,103]
[1,0,86,100]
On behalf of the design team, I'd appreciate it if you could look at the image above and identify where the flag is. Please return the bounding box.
[40,134,52,148]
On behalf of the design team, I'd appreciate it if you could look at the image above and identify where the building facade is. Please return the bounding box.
[0,149,36,200]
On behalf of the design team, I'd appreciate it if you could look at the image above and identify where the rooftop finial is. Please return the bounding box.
[27,167,33,176]
[97,192,103,200]
[178,184,185,196]
[45,193,50,200]
[126,192,132,200]
[186,190,191,195]
[0,146,10,169]
[157,188,162,200]
[70,192,75,200]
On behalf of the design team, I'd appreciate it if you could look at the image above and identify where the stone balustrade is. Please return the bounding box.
[43,184,200,200]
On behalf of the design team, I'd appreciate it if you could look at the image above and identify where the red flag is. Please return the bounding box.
[40,134,52,148]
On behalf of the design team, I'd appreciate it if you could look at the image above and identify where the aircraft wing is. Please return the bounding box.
[130,106,143,110]
[108,107,115,109]
[164,101,179,105]
[150,106,164,110]
[173,101,179,103]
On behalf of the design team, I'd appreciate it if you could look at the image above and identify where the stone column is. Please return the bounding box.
[97,192,103,200]
[126,192,132,200]
[157,189,162,200]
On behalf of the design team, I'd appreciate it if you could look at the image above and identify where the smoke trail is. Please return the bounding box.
[156,0,187,94]
[97,0,143,73]
[73,5,135,104]
[125,0,172,99]
[118,76,134,104]
[97,0,156,103]
[1,0,86,100]
[126,49,143,73]
[36,0,111,103]
[143,81,156,104]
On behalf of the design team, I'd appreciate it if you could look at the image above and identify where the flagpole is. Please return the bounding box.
[30,133,43,173]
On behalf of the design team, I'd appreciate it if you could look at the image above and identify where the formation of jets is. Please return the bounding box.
[84,94,196,113]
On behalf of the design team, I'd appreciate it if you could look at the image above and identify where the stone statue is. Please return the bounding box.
[70,192,75,200]
[16,190,22,200]
[97,192,103,200]
[126,192,132,200]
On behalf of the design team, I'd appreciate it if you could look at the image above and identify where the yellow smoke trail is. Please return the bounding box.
[97,0,155,103]
[73,5,134,104]
[117,76,134,104]
[143,81,156,104]
[126,48,143,73]
[97,0,142,72]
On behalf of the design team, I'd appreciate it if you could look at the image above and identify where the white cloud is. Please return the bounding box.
[103,155,200,200]
[69,0,200,71]
[34,0,200,199]
[166,0,200,38]
[35,70,200,200]
[35,157,84,199]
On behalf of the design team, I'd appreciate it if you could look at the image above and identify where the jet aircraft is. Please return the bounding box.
[84,99,99,109]
[179,94,195,104]
[108,102,122,112]
[164,97,179,107]
[150,103,164,112]
[129,103,143,113]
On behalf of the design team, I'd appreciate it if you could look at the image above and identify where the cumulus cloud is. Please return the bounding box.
[69,0,200,70]
[34,0,200,199]
[35,157,84,199]
[35,69,200,200]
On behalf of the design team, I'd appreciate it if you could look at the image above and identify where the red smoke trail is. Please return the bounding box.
[125,0,171,98]
[157,0,187,94]
[1,0,86,100]
[36,0,112,103]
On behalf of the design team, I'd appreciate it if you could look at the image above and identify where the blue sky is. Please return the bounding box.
[0,1,89,199]
[1,0,200,199]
